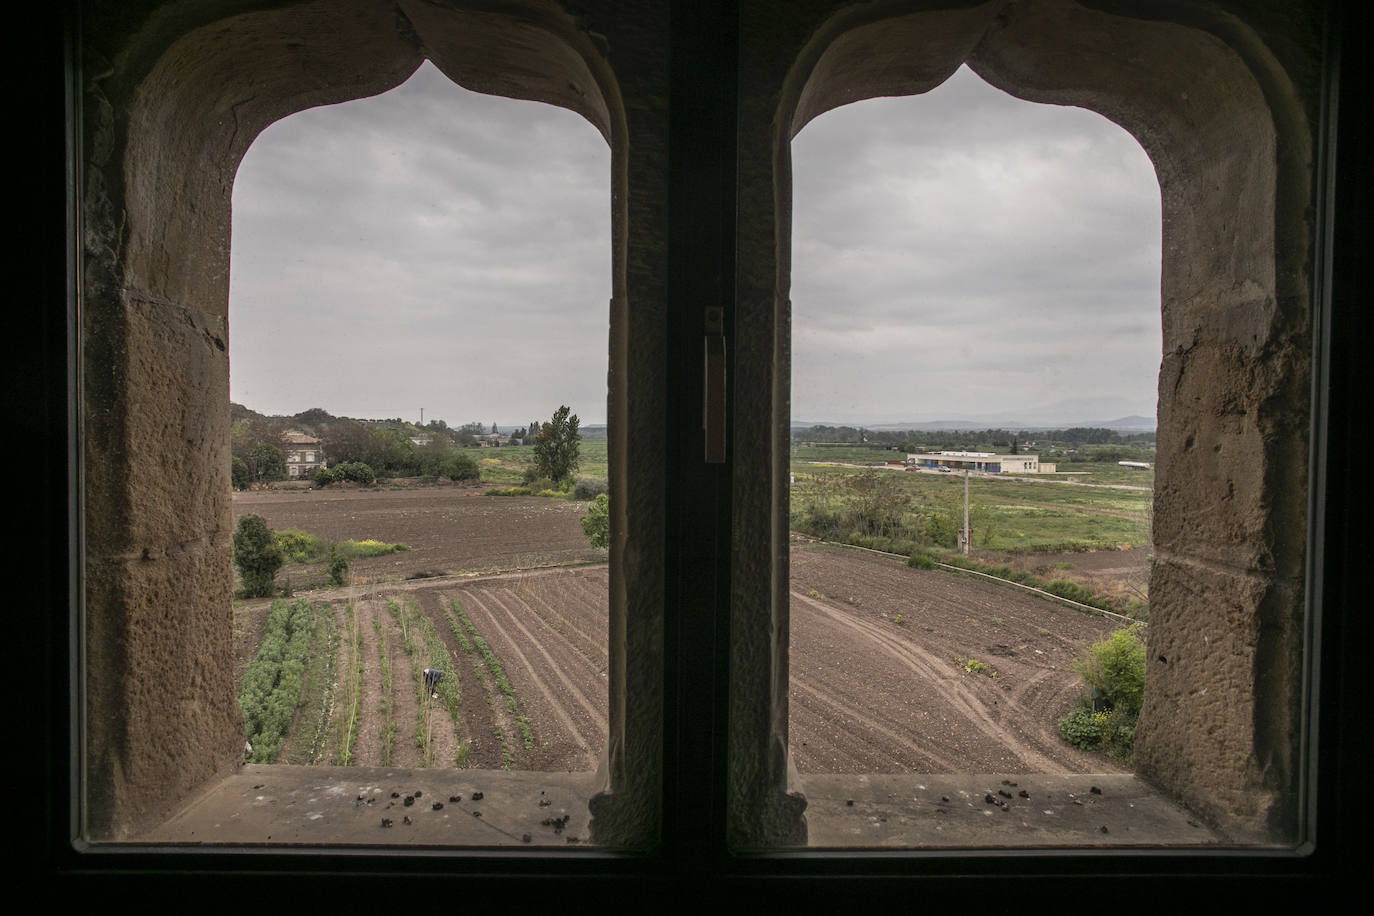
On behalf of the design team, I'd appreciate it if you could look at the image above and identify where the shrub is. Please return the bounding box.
[234,514,283,598]
[1058,625,1146,762]
[323,461,375,485]
[907,552,938,570]
[335,539,409,559]
[581,492,609,549]
[1074,624,1147,716]
[329,550,349,587]
[573,478,608,500]
[441,451,480,482]
[520,471,559,492]
[231,456,251,490]
[1044,579,1099,607]
[276,528,327,564]
[1058,704,1102,749]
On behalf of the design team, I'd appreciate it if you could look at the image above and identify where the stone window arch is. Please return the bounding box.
[79,0,663,846]
[725,0,1315,846]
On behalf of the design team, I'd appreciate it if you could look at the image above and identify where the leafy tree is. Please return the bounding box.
[321,419,373,465]
[581,493,609,549]
[231,456,251,490]
[454,421,486,448]
[246,442,286,482]
[234,514,283,598]
[533,405,581,484]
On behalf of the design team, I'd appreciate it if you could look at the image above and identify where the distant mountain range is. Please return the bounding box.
[792,415,1156,432]
[792,396,1156,432]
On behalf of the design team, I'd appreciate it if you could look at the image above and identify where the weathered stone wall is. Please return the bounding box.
[80,0,660,843]
[80,0,1321,847]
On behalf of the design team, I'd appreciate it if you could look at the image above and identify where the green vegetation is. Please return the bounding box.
[402,596,467,767]
[336,539,409,559]
[531,405,581,485]
[907,551,1148,619]
[372,618,396,766]
[238,598,316,762]
[329,550,349,586]
[234,514,284,598]
[958,657,993,676]
[581,492,609,549]
[451,598,534,751]
[475,439,609,487]
[276,528,327,564]
[272,528,405,587]
[1058,625,1147,762]
[337,604,363,765]
[287,603,337,765]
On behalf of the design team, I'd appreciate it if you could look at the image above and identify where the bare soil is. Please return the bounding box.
[232,489,1135,775]
[789,542,1129,774]
[232,487,604,587]
[970,545,1152,606]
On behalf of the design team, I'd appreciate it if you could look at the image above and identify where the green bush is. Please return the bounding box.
[573,478,608,500]
[520,471,560,491]
[907,552,938,570]
[321,461,375,485]
[276,528,328,564]
[1058,625,1146,762]
[441,451,480,482]
[581,492,609,548]
[329,550,350,586]
[1044,579,1099,606]
[234,514,283,598]
[1074,624,1147,716]
[1058,704,1102,749]
[334,539,409,559]
[231,456,251,490]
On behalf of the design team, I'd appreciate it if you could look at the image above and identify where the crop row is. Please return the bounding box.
[238,598,316,763]
[450,598,534,752]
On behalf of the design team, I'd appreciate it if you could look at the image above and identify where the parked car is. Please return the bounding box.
[938,466,952,473]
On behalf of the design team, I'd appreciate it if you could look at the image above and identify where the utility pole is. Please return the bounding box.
[963,468,971,556]
[420,407,424,426]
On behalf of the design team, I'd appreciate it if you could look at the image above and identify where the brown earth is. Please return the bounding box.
[233,490,1135,775]
[789,542,1130,774]
[232,487,605,587]
[968,545,1152,607]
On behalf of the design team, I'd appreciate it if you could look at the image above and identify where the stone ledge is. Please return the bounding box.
[123,765,601,848]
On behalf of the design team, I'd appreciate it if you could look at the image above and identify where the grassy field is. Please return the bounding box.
[790,460,1151,553]
[476,440,609,486]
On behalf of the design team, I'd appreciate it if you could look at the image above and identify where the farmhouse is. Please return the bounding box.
[281,430,324,479]
[907,450,1056,474]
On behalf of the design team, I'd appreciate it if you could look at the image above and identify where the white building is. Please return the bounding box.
[906,450,1056,474]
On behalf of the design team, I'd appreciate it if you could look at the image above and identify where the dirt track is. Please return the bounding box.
[234,488,1131,774]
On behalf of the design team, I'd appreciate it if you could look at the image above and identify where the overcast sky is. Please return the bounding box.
[230,61,1161,428]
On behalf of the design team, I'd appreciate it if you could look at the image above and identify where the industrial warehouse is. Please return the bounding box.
[907,451,1057,474]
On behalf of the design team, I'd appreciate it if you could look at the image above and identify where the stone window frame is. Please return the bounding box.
[76,0,663,848]
[725,0,1322,847]
[58,0,1351,879]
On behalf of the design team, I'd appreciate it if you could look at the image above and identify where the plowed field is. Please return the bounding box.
[233,488,1132,774]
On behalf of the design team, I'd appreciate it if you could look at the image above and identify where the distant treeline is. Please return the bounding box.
[229,404,524,486]
[793,425,1156,451]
